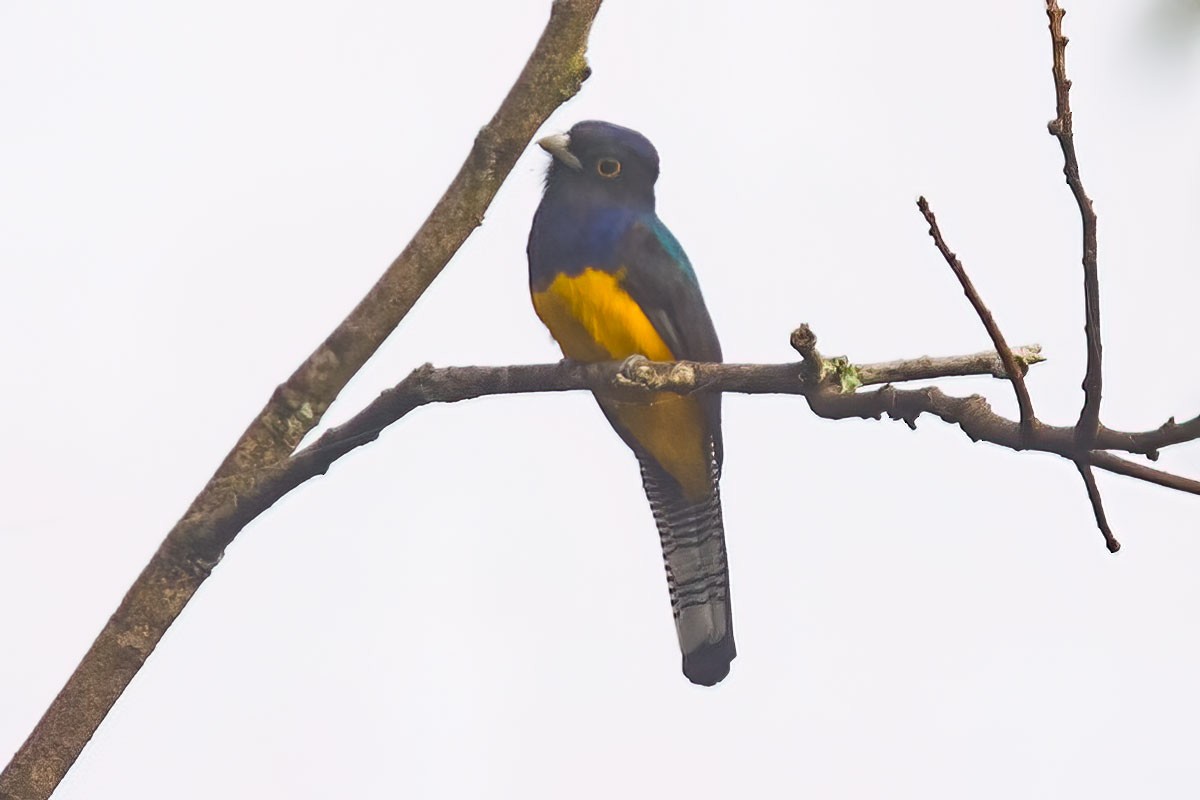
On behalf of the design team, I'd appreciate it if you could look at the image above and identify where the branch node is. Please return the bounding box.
[790,324,819,359]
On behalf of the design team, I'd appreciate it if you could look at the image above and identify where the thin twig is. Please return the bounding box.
[917,196,1037,437]
[1076,461,1120,552]
[1088,452,1200,496]
[856,345,1044,385]
[1046,0,1102,444]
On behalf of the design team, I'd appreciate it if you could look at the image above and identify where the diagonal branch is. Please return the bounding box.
[1076,461,1120,552]
[1087,452,1200,496]
[0,3,604,798]
[917,196,1037,435]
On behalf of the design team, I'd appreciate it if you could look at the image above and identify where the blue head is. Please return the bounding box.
[538,121,660,212]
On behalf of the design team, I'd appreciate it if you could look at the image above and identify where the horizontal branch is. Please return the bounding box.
[1097,415,1200,460]
[113,340,1040,605]
[856,345,1044,386]
[785,326,1200,496]
[186,333,1200,568]
[290,343,1049,473]
[801,382,1200,496]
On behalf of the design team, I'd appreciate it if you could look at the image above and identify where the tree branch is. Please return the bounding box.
[917,196,1037,436]
[91,335,1187,652]
[263,332,1198,543]
[1097,415,1200,459]
[1043,0,1112,549]
[1046,0,1103,445]
[835,345,1044,386]
[1087,453,1200,496]
[170,339,1058,557]
[0,2,603,798]
[908,1,1135,551]
[1076,461,1120,552]
[787,327,1200,496]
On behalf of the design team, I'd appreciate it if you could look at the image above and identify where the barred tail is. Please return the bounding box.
[638,451,735,686]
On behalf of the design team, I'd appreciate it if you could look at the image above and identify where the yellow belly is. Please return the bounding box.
[532,268,712,501]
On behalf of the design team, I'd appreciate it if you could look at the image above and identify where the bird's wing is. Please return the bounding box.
[614,215,724,467]
[615,216,722,365]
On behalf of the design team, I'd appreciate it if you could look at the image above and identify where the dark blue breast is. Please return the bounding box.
[528,202,640,289]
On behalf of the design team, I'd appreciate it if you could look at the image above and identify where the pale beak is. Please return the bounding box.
[537,132,582,170]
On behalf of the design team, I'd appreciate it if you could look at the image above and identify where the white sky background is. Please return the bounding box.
[3,1,1200,797]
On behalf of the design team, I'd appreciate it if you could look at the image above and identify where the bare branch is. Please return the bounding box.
[803,381,1200,496]
[1098,415,1200,459]
[1077,461,1120,552]
[856,345,1044,385]
[1046,0,1103,444]
[917,196,1037,436]
[1045,0,1110,550]
[1089,452,1200,496]
[290,338,1195,513]
[0,3,604,798]
[63,337,1179,608]
[780,328,1200,496]
[278,340,1060,503]
[34,341,1056,647]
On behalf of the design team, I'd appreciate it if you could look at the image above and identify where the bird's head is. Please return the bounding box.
[537,120,660,210]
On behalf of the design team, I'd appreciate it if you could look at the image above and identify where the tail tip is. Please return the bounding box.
[682,638,736,686]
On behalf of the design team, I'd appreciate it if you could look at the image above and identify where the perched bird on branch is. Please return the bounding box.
[528,121,734,685]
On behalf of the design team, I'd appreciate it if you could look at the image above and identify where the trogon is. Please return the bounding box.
[527,120,735,686]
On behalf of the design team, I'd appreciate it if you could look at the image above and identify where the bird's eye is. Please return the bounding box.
[597,158,621,178]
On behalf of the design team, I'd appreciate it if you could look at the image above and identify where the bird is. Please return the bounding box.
[527,120,734,686]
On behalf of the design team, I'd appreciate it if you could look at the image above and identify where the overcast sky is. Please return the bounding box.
[4,1,1200,797]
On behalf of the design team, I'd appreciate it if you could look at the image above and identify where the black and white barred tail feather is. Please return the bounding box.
[638,442,735,686]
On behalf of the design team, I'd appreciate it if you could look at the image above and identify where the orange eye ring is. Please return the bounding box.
[597,158,621,178]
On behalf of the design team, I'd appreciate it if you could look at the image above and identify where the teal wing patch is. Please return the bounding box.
[614,215,723,467]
